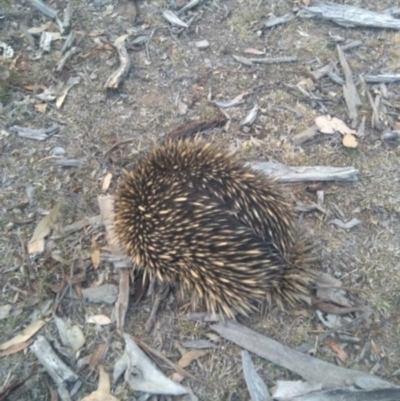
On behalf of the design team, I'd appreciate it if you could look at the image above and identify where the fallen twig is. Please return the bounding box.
[242,350,271,401]
[8,124,60,141]
[281,387,400,401]
[166,115,228,140]
[293,125,319,145]
[264,13,295,28]
[28,0,65,33]
[145,285,171,333]
[249,162,359,182]
[364,73,400,83]
[337,45,361,127]
[31,335,81,401]
[132,336,204,384]
[299,2,400,30]
[105,35,131,89]
[116,268,130,333]
[211,320,397,390]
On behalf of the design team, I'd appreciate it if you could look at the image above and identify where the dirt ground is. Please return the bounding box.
[1,0,400,400]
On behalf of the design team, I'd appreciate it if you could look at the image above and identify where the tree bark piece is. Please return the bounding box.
[211,320,396,390]
[249,162,359,182]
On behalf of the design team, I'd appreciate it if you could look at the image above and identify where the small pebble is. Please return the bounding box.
[195,40,210,49]
[51,147,66,156]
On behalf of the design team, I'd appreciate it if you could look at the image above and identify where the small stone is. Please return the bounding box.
[51,147,66,156]
[195,40,210,49]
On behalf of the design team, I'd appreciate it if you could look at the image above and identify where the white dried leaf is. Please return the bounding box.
[195,40,209,49]
[0,305,12,320]
[240,103,259,126]
[163,10,188,28]
[232,55,253,66]
[54,316,86,353]
[316,310,341,329]
[39,32,52,52]
[178,100,188,115]
[87,315,112,326]
[212,92,250,109]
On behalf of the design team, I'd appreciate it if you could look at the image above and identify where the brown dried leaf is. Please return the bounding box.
[342,134,358,148]
[177,350,208,369]
[0,340,31,357]
[0,320,46,351]
[102,173,112,192]
[34,103,47,113]
[27,238,45,254]
[89,343,108,371]
[91,237,101,270]
[116,268,130,332]
[324,338,348,363]
[315,116,356,135]
[171,372,185,383]
[371,339,381,356]
[98,195,127,258]
[81,366,119,401]
[47,384,58,401]
[30,203,60,243]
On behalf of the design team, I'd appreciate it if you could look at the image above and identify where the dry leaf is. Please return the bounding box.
[0,320,46,351]
[47,384,58,401]
[177,350,208,369]
[171,372,185,383]
[98,195,127,258]
[342,134,358,148]
[302,0,311,5]
[28,23,52,34]
[81,365,119,401]
[28,239,45,254]
[0,304,12,320]
[89,343,108,370]
[87,315,112,326]
[30,203,60,242]
[34,103,47,113]
[315,116,356,136]
[56,77,80,109]
[371,339,381,356]
[91,237,101,270]
[244,48,264,55]
[102,173,112,192]
[0,340,31,357]
[324,338,348,363]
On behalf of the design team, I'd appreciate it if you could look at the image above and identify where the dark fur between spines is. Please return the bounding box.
[113,138,315,318]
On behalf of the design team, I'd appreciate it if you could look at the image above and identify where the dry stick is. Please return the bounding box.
[249,162,359,183]
[105,36,131,89]
[165,115,228,140]
[337,45,361,127]
[211,320,396,390]
[116,268,130,333]
[103,139,136,157]
[133,337,209,386]
[359,75,381,130]
[145,285,171,333]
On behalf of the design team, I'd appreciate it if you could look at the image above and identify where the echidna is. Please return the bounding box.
[113,138,315,318]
